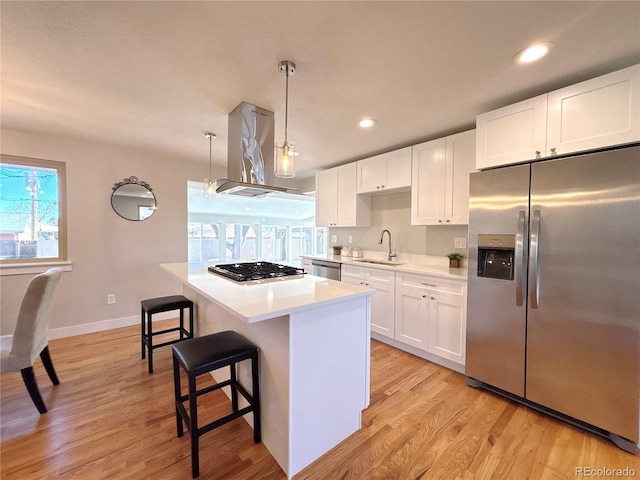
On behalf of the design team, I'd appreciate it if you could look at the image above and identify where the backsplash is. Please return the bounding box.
[328,191,469,260]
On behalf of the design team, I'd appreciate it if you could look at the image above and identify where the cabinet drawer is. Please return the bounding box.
[341,264,365,280]
[365,268,395,284]
[396,273,465,296]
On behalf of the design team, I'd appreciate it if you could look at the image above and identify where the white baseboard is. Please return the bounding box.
[0,311,179,349]
[46,311,178,340]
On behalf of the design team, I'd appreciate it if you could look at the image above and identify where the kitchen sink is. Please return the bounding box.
[352,258,405,266]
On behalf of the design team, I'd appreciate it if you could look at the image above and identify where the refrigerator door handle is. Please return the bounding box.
[530,209,541,309]
[515,210,526,306]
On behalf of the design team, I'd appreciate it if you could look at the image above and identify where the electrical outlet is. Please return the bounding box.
[454,237,467,249]
[332,234,338,243]
[348,235,353,244]
[107,294,116,305]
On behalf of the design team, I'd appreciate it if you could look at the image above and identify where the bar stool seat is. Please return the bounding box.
[141,295,193,373]
[172,331,260,478]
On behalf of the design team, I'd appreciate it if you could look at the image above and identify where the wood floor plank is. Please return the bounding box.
[1,324,638,479]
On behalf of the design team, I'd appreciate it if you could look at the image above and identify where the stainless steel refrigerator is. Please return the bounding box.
[466,144,639,452]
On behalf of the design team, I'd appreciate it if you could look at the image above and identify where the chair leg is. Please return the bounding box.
[147,312,154,373]
[188,374,200,478]
[20,366,47,414]
[173,355,184,437]
[252,353,261,443]
[40,345,60,385]
[179,309,184,340]
[141,306,146,360]
[230,363,238,412]
[188,306,194,339]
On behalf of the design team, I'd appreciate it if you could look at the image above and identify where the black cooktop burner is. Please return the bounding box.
[208,261,306,282]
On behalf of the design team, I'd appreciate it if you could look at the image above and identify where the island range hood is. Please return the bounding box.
[214,102,295,197]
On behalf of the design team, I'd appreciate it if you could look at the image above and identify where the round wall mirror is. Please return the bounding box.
[111,177,156,221]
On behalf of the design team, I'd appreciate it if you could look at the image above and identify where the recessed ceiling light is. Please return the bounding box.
[359,118,376,128]
[515,42,554,64]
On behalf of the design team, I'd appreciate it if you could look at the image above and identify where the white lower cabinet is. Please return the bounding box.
[427,291,466,364]
[343,265,467,368]
[342,265,395,338]
[395,272,467,366]
[394,280,430,349]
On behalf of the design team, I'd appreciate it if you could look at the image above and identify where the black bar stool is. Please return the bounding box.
[141,295,194,373]
[172,330,261,478]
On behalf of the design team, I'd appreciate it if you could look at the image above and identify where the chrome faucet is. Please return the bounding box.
[379,229,397,261]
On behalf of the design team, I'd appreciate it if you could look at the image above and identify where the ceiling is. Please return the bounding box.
[2,1,639,180]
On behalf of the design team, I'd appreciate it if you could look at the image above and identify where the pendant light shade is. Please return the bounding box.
[204,132,216,198]
[275,60,296,178]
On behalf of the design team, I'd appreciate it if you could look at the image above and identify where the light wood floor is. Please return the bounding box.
[1,321,638,479]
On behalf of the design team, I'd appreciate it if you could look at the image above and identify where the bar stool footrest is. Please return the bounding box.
[149,326,187,337]
[149,337,191,350]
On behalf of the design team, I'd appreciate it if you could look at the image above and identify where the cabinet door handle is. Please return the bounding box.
[430,296,435,300]
[421,283,436,287]
[381,185,385,188]
[438,219,443,223]
[422,295,427,298]
[550,147,557,155]
[445,219,450,223]
[376,186,380,189]
[535,150,541,158]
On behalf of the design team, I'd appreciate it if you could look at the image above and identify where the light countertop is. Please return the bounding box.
[160,262,374,323]
[301,253,468,280]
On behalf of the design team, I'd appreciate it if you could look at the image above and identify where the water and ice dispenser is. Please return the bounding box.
[477,234,515,281]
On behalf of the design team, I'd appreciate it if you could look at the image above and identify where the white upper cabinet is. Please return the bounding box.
[356,147,412,194]
[411,129,476,225]
[315,163,371,227]
[476,95,548,169]
[547,65,640,155]
[476,64,639,169]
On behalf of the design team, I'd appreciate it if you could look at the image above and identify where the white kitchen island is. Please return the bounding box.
[160,262,374,479]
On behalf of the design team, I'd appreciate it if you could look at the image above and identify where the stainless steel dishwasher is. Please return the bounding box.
[311,259,341,280]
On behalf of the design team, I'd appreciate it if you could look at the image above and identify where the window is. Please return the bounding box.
[187,181,327,265]
[262,225,287,262]
[0,155,67,263]
[291,226,313,261]
[226,224,257,262]
[188,223,222,262]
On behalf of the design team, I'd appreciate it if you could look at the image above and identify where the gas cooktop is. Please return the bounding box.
[208,261,306,283]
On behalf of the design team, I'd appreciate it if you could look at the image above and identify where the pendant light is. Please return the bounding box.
[275,60,296,178]
[204,132,216,198]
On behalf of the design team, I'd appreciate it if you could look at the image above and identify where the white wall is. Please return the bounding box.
[329,191,468,258]
[0,128,225,336]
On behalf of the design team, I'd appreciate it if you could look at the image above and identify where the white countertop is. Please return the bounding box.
[302,253,468,280]
[160,262,374,323]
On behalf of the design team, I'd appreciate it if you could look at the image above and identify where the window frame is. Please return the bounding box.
[187,220,327,265]
[0,154,68,268]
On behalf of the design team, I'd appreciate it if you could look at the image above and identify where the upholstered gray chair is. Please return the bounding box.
[0,267,63,413]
